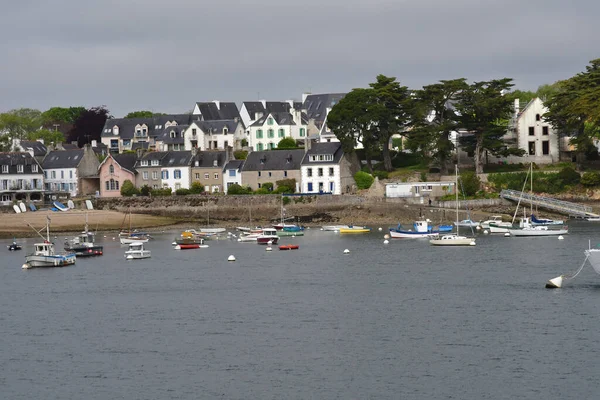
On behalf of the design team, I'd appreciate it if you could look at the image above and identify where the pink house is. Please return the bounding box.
[98,153,137,197]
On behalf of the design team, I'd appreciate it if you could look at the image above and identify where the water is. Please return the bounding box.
[2,223,600,399]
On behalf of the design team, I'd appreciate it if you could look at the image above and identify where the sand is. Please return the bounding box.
[0,210,178,238]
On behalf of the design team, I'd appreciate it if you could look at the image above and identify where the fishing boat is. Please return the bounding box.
[322,225,351,231]
[7,240,22,251]
[63,214,103,257]
[124,242,151,260]
[389,220,439,239]
[530,214,564,226]
[339,226,371,234]
[279,244,299,250]
[430,166,476,247]
[22,217,76,269]
[256,228,279,244]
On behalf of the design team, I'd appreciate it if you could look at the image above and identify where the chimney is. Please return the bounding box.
[136,148,143,159]
[260,100,266,108]
[213,159,218,167]
[91,140,97,147]
[304,137,312,153]
[213,100,220,109]
[514,98,520,115]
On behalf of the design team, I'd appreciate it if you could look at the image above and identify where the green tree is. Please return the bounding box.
[277,137,297,149]
[41,107,85,124]
[459,171,481,196]
[189,181,205,194]
[124,111,154,118]
[581,171,600,187]
[27,129,65,146]
[0,108,43,146]
[409,79,468,174]
[354,171,374,189]
[227,184,251,194]
[234,150,248,160]
[120,179,139,196]
[455,79,524,174]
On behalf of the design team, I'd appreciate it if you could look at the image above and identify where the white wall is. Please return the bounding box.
[516,98,558,164]
[223,167,242,194]
[161,166,191,191]
[300,164,341,194]
[248,116,308,151]
[0,173,44,191]
[44,168,78,196]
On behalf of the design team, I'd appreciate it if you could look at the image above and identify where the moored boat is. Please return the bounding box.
[506,217,568,237]
[531,214,564,226]
[279,244,299,250]
[22,217,76,269]
[63,215,103,257]
[430,234,476,246]
[124,242,151,259]
[277,230,304,237]
[322,225,351,231]
[339,226,371,234]
[8,241,22,251]
[174,243,209,250]
[257,228,279,244]
[389,220,439,239]
[454,219,479,227]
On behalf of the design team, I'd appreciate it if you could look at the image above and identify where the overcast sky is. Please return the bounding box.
[1,0,598,117]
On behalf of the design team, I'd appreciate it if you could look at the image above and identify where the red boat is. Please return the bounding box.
[175,243,201,250]
[256,228,279,245]
[278,244,299,250]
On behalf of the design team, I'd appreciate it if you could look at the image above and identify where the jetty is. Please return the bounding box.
[500,189,599,218]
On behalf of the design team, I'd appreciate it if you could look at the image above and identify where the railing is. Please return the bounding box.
[500,189,597,217]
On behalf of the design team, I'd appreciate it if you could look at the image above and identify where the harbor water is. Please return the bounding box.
[2,222,600,399]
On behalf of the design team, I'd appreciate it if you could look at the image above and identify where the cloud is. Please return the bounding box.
[1,0,598,116]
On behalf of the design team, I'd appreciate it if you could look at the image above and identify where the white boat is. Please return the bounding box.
[506,217,568,237]
[238,233,261,242]
[531,214,564,226]
[124,242,151,260]
[22,217,76,269]
[586,216,600,222]
[585,248,600,274]
[454,219,479,227]
[480,216,506,229]
[256,228,279,244]
[489,222,514,233]
[120,236,149,245]
[389,220,439,239]
[199,227,226,234]
[322,225,351,231]
[430,166,476,247]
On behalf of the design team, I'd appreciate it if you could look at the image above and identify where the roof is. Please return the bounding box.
[195,102,241,121]
[61,143,79,150]
[224,159,244,170]
[41,150,84,169]
[135,151,192,168]
[19,140,47,157]
[101,114,193,140]
[191,151,227,168]
[0,152,42,174]
[301,142,343,165]
[303,93,346,128]
[250,112,296,127]
[155,124,188,144]
[242,149,305,171]
[196,120,240,134]
[112,153,138,173]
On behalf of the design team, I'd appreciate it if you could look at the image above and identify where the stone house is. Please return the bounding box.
[300,142,356,194]
[0,152,44,204]
[241,149,304,191]
[190,150,229,193]
[41,145,100,197]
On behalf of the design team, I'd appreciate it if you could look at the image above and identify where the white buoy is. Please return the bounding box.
[476,225,481,230]
[546,275,563,288]
[378,227,383,231]
[228,255,236,261]
[237,238,242,242]
[343,249,350,254]
[504,232,510,237]
[174,245,181,250]
[483,230,489,235]
[320,228,324,231]
[383,240,389,244]
[22,263,30,269]
[112,237,116,240]
[267,240,273,245]
[470,241,476,246]
[266,246,272,251]
[103,235,107,238]
[384,234,390,239]
[558,235,564,240]
[172,241,177,245]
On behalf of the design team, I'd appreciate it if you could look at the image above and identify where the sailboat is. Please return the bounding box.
[199,208,225,234]
[273,195,304,234]
[119,210,151,244]
[430,166,476,246]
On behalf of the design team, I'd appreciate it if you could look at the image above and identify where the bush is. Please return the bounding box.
[175,188,190,195]
[581,171,600,187]
[276,178,296,193]
[262,182,274,192]
[354,171,374,189]
[227,184,252,195]
[120,180,139,196]
[282,196,291,205]
[254,188,270,194]
[277,137,297,149]
[373,170,389,180]
[234,150,248,160]
[274,185,293,194]
[459,171,480,196]
[139,184,151,196]
[241,139,248,147]
[557,166,580,185]
[189,181,204,194]
[150,188,172,196]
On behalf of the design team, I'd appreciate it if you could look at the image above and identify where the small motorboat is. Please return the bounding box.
[174,242,208,250]
[279,244,299,250]
[8,241,22,251]
[339,226,371,234]
[124,242,151,260]
[454,219,479,227]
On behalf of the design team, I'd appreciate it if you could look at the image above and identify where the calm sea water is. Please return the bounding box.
[2,222,600,399]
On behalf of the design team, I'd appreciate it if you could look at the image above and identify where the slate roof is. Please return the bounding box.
[101,114,193,140]
[112,153,138,173]
[0,152,43,174]
[91,142,108,155]
[41,150,84,169]
[135,151,192,168]
[242,102,266,120]
[131,142,149,150]
[19,140,47,157]
[242,149,305,171]
[242,101,300,121]
[195,102,241,121]
[303,93,346,129]
[61,143,79,150]
[197,120,239,134]
[135,151,168,168]
[155,124,189,144]
[301,142,343,165]
[191,151,227,168]
[250,112,297,127]
[224,159,244,171]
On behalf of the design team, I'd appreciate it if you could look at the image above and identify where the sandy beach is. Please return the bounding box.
[0,210,178,238]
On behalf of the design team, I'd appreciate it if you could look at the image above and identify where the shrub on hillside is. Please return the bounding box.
[354,171,374,190]
[282,196,291,205]
[558,166,580,185]
[227,184,252,195]
[274,185,293,194]
[120,180,139,196]
[459,171,480,197]
[581,171,600,187]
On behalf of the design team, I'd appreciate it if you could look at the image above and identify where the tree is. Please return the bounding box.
[67,106,111,147]
[27,129,65,146]
[0,108,43,146]
[124,110,154,118]
[454,79,523,174]
[120,180,139,196]
[354,171,374,189]
[41,107,85,124]
[189,181,205,194]
[459,171,481,196]
[408,79,468,174]
[277,137,297,149]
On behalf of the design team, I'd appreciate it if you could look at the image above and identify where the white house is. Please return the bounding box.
[247,111,308,151]
[41,147,100,197]
[0,152,44,204]
[223,160,244,193]
[160,151,193,191]
[299,142,355,195]
[183,120,245,151]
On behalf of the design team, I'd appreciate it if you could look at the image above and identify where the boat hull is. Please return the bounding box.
[65,245,103,257]
[175,244,202,250]
[507,227,568,236]
[389,229,439,239]
[585,249,600,274]
[24,254,76,268]
[339,228,371,234]
[125,251,151,259]
[279,244,299,250]
[322,225,350,231]
[120,237,149,244]
[429,235,476,246]
[489,223,513,233]
[276,231,304,237]
[257,236,279,245]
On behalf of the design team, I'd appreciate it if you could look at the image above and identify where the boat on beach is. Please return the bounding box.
[22,217,76,269]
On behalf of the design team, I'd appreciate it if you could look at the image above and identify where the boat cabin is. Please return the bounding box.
[261,228,278,236]
[34,241,54,256]
[129,243,144,251]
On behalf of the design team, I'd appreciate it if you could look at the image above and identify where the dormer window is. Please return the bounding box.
[151,160,159,166]
[17,165,24,173]
[170,131,176,138]
[113,126,119,135]
[1,165,7,173]
[223,127,228,134]
[141,160,149,167]
[32,164,38,173]
[267,117,274,126]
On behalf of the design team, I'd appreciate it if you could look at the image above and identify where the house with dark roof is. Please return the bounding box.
[190,151,229,193]
[223,159,244,194]
[134,151,169,190]
[41,145,100,197]
[183,120,245,152]
[134,151,193,192]
[192,101,241,123]
[240,100,305,131]
[241,149,304,191]
[98,153,138,197]
[300,142,357,194]
[247,110,307,152]
[302,93,346,139]
[0,152,44,204]
[154,124,189,152]
[16,140,48,163]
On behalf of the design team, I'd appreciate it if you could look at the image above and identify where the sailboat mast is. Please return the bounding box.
[530,162,533,216]
[455,166,459,225]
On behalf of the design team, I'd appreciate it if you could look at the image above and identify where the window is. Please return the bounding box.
[17,165,23,173]
[256,129,263,139]
[307,168,312,177]
[542,140,550,155]
[192,128,197,136]
[109,165,114,174]
[152,171,158,180]
[258,183,262,188]
[542,126,549,135]
[175,183,181,190]
[229,170,236,177]
[318,168,323,177]
[267,117,274,125]
[1,165,7,173]
[223,128,228,134]
[528,141,536,155]
[278,129,284,138]
[31,164,38,173]
[308,182,313,192]
[258,171,261,177]
[330,182,334,192]
[268,172,272,177]
[69,171,73,179]
[536,114,541,121]
[151,160,159,166]
[195,173,200,179]
[329,167,334,176]
[61,171,64,179]
[107,179,119,191]
[269,142,275,150]
[224,141,228,148]
[529,127,534,136]
[141,160,149,166]
[204,173,209,179]
[257,143,264,151]
[105,181,109,190]
[214,173,219,179]
[143,171,148,180]
[51,171,56,179]
[110,139,118,148]
[174,169,181,179]
[162,171,169,179]
[268,129,274,138]
[284,171,287,177]
[299,128,305,137]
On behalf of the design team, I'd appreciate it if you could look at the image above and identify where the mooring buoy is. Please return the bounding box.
[546,276,563,289]
[228,255,236,261]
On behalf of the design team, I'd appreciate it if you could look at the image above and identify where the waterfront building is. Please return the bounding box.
[41,145,100,198]
[223,160,244,194]
[0,152,44,205]
[299,142,356,195]
[241,149,304,192]
[97,153,138,197]
[134,151,193,192]
[190,150,229,193]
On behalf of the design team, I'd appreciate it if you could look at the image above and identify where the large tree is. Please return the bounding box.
[67,106,111,147]
[0,108,43,147]
[408,78,468,174]
[124,110,155,118]
[454,79,522,174]
[27,129,65,146]
[41,107,85,124]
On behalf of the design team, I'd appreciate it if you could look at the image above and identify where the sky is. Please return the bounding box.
[1,0,598,118]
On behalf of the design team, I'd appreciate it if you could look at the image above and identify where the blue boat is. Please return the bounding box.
[389,220,441,239]
[531,214,564,226]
